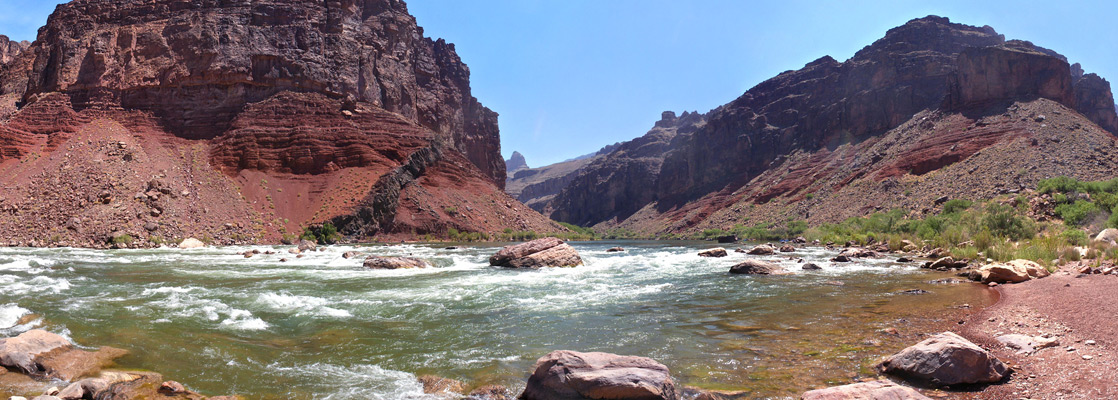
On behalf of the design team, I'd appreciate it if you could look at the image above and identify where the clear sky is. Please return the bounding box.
[2,1,1116,166]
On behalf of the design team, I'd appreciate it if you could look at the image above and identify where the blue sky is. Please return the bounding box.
[2,1,1116,166]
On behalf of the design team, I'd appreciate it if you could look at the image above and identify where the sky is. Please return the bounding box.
[1,1,1116,166]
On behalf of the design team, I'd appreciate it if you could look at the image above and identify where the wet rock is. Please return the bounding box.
[831,255,852,263]
[342,251,362,259]
[802,379,931,400]
[35,345,129,381]
[363,257,429,270]
[793,237,807,244]
[159,380,186,394]
[297,240,317,252]
[897,289,930,295]
[716,235,738,244]
[729,260,785,275]
[802,263,822,270]
[746,245,775,255]
[520,350,677,400]
[489,237,583,269]
[877,332,1008,386]
[468,385,514,400]
[779,244,795,253]
[0,329,72,375]
[178,238,205,249]
[897,257,914,263]
[605,247,625,253]
[698,248,728,258]
[971,259,1049,283]
[417,375,465,395]
[242,251,254,258]
[839,248,877,258]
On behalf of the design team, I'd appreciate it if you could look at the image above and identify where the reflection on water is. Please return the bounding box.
[0,242,994,399]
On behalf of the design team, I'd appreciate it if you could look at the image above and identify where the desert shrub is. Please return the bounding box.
[1059,228,1089,246]
[942,199,973,215]
[1054,200,1099,226]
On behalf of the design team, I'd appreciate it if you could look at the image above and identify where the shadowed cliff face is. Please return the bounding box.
[547,16,1118,229]
[19,0,505,186]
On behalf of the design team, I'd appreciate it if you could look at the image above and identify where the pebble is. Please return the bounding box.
[1085,340,1097,345]
[1083,355,1094,360]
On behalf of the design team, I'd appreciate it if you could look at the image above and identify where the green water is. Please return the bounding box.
[0,242,994,399]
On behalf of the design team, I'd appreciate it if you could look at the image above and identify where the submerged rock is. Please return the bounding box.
[489,237,583,269]
[802,379,931,400]
[418,375,465,395]
[606,247,626,253]
[729,260,785,275]
[698,248,728,258]
[363,256,429,270]
[877,332,1008,386]
[520,350,677,400]
[802,263,822,270]
[468,385,514,400]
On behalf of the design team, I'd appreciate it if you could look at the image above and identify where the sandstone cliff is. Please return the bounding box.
[544,16,1118,234]
[0,0,556,247]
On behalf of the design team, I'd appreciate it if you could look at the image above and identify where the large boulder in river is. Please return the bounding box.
[698,248,728,258]
[801,379,931,400]
[877,332,1008,386]
[178,238,205,249]
[298,239,318,252]
[729,260,785,275]
[971,260,1048,283]
[520,350,677,400]
[489,238,583,269]
[363,256,429,270]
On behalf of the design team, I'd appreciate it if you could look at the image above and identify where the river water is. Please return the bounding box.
[0,241,994,399]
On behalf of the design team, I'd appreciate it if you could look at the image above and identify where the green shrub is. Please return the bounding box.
[1059,228,1089,246]
[111,234,134,245]
[1054,200,1099,226]
[982,203,1035,240]
[942,199,973,215]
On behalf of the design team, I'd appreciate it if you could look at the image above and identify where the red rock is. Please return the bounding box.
[521,351,677,400]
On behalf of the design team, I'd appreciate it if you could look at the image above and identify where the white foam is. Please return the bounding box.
[145,286,269,331]
[0,304,29,329]
[257,292,352,318]
[266,362,439,400]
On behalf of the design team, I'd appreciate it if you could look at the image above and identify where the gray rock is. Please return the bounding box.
[877,332,1008,386]
[729,260,785,275]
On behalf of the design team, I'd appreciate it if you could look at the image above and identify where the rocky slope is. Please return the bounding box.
[541,16,1118,234]
[0,0,557,247]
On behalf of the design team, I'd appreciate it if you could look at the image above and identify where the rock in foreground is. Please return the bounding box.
[729,260,785,275]
[489,238,583,269]
[877,332,1008,386]
[971,260,1049,284]
[802,379,931,400]
[520,350,677,400]
[363,256,430,270]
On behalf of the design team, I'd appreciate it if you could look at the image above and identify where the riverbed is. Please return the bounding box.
[0,241,995,399]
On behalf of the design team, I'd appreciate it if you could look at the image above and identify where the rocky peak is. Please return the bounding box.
[0,35,30,65]
[20,0,507,185]
[506,151,528,173]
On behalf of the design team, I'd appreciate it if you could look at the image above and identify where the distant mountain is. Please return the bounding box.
[506,151,529,174]
[531,16,1118,235]
[505,141,628,214]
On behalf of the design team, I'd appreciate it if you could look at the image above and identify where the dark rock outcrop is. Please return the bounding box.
[520,350,677,400]
[0,35,29,66]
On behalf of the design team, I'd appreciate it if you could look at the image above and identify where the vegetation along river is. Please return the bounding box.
[0,241,995,399]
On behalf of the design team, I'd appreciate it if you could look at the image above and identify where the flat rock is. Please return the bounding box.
[877,332,1008,386]
[520,350,677,400]
[698,248,728,258]
[802,379,931,400]
[746,245,775,255]
[972,259,1049,284]
[35,345,129,381]
[0,330,72,375]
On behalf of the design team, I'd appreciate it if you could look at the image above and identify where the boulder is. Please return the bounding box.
[802,263,822,270]
[877,332,1008,386]
[342,251,362,259]
[839,248,877,258]
[926,257,967,270]
[793,237,808,244]
[417,375,465,395]
[779,244,795,253]
[363,256,429,270]
[178,238,205,249]
[520,350,677,400]
[716,235,738,244]
[831,256,851,263]
[489,238,583,269]
[746,245,775,255]
[972,260,1049,284]
[729,260,785,275]
[297,240,317,252]
[0,330,72,375]
[802,380,931,400]
[1095,228,1118,245]
[606,247,626,253]
[35,345,129,381]
[159,380,186,394]
[698,248,728,258]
